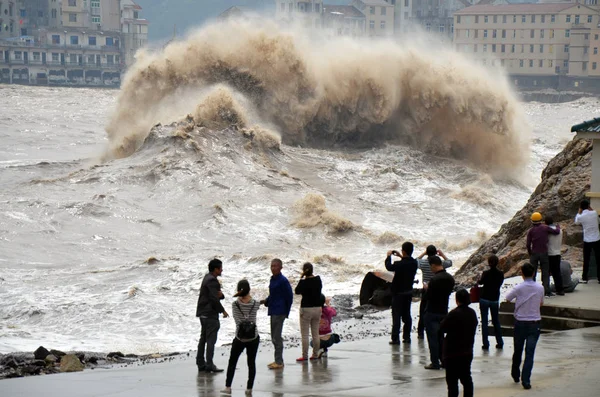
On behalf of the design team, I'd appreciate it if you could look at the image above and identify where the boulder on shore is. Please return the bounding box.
[455,137,591,285]
[59,354,84,373]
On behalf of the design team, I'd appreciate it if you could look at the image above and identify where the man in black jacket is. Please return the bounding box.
[196,259,229,373]
[441,289,478,397]
[385,242,418,344]
[424,255,455,370]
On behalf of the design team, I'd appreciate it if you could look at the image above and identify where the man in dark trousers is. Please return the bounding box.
[441,289,478,397]
[424,255,455,370]
[527,211,560,296]
[260,258,294,370]
[385,242,419,344]
[196,259,229,373]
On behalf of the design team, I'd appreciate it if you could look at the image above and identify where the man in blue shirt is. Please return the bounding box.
[506,263,544,390]
[261,258,293,370]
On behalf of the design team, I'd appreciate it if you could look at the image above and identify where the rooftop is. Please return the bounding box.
[354,0,393,7]
[571,117,600,133]
[323,5,365,19]
[455,3,583,15]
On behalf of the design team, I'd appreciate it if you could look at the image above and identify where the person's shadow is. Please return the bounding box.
[196,372,218,397]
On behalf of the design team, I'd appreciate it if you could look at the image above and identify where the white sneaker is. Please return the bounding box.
[245,389,253,396]
[220,388,232,395]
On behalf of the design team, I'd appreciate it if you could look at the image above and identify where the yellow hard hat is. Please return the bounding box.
[531,212,543,222]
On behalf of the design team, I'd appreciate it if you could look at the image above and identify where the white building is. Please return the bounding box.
[121,0,148,66]
[275,0,324,29]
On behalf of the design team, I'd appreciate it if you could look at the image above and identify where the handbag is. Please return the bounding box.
[469,285,481,303]
[235,301,257,340]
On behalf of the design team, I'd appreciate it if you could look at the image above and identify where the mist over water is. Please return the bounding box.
[107,18,528,175]
[1,23,598,354]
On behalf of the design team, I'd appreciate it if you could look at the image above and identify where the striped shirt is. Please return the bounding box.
[232,298,259,342]
[418,258,453,284]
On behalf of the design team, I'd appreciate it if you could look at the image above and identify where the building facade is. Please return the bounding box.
[454,3,599,78]
[411,0,471,40]
[121,0,148,66]
[388,0,412,34]
[322,4,366,37]
[275,0,324,28]
[351,0,394,36]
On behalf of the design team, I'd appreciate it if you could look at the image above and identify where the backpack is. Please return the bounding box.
[235,300,257,340]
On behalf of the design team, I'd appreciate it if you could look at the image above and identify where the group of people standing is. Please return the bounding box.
[195,258,339,395]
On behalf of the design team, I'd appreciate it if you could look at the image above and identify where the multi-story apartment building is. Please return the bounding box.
[275,0,324,28]
[121,0,148,66]
[411,0,471,41]
[351,0,394,36]
[322,4,366,37]
[387,0,412,34]
[454,3,599,80]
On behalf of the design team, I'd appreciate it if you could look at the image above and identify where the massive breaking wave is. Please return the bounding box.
[106,18,528,172]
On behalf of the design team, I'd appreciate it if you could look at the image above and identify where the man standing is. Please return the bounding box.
[574,199,600,283]
[260,258,293,370]
[526,212,560,296]
[506,263,544,390]
[385,242,419,344]
[545,216,564,295]
[417,245,453,339]
[440,289,478,397]
[196,259,229,373]
[424,255,455,370]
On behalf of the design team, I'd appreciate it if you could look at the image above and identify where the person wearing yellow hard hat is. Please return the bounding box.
[526,211,561,297]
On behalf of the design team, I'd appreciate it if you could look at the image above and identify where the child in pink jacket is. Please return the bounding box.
[312,295,341,358]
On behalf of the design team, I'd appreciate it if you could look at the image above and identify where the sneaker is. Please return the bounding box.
[545,292,556,297]
[402,339,411,344]
[245,389,253,396]
[309,355,320,360]
[268,362,284,369]
[389,340,400,345]
[522,383,532,390]
[220,387,232,395]
[197,365,206,372]
[206,366,224,373]
[417,334,425,340]
[512,373,520,383]
[496,344,504,349]
[424,363,441,370]
[296,357,308,362]
[482,344,490,350]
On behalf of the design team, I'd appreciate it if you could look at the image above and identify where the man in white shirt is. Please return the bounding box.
[545,216,564,295]
[574,200,600,283]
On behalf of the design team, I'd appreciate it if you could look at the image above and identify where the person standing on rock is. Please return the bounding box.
[385,242,419,344]
[574,199,600,283]
[440,289,478,397]
[477,254,504,350]
[417,245,453,340]
[424,255,455,370]
[260,258,293,370]
[196,258,229,373]
[295,262,322,361]
[526,211,560,296]
[545,216,564,295]
[506,263,544,390]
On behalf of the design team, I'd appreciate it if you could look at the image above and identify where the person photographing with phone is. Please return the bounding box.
[295,262,323,361]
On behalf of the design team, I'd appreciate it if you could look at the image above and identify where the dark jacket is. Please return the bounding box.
[295,276,322,308]
[440,305,478,361]
[264,273,294,317]
[385,255,418,294]
[478,267,504,301]
[425,270,455,315]
[526,223,560,255]
[196,272,225,318]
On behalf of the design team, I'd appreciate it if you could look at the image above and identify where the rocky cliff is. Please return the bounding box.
[455,137,592,285]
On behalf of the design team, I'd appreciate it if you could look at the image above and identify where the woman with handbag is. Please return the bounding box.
[222,279,260,396]
[477,255,505,350]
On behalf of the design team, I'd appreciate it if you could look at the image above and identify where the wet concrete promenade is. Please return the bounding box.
[2,324,600,397]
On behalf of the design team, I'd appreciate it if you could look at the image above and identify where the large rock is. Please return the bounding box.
[59,354,84,373]
[455,138,592,285]
[33,346,50,360]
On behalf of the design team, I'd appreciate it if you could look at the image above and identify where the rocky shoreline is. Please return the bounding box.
[456,137,592,285]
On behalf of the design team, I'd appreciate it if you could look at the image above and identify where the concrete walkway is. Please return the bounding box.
[2,325,600,397]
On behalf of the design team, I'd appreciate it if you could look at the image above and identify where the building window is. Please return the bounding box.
[475,15,479,24]
[593,62,597,70]
[529,60,533,67]
[520,59,524,67]
[381,21,385,29]
[584,47,588,54]
[575,15,580,24]
[475,29,478,38]
[551,14,556,23]
[106,37,114,46]
[33,52,40,61]
[92,16,100,23]
[530,44,534,53]
[501,44,505,53]
[89,36,96,46]
[550,29,554,38]
[589,15,593,23]
[87,55,94,64]
[540,44,544,53]
[370,20,374,29]
[564,60,568,69]
[68,0,76,6]
[530,29,534,38]
[549,45,553,53]
[426,22,431,32]
[541,29,544,39]
[512,29,516,38]
[493,29,497,38]
[485,15,488,23]
[405,0,409,6]
[483,44,487,52]
[483,29,488,38]
[492,44,496,52]
[69,54,77,64]
[52,53,59,62]
[565,29,570,38]
[583,62,587,71]
[370,6,374,15]
[457,15,461,24]
[474,44,478,52]
[493,15,497,23]
[280,2,285,12]
[511,44,515,53]
[521,44,524,53]
[70,35,78,45]
[541,15,545,23]
[52,9,57,18]
[595,47,598,55]
[52,34,60,44]
[503,15,507,23]
[382,6,387,16]
[14,51,22,60]
[512,15,516,23]
[502,29,506,38]
[107,55,114,64]
[549,60,553,68]
[522,15,526,23]
[19,9,26,17]
[315,3,320,12]
[566,15,571,23]
[68,13,78,23]
[439,24,445,33]
[596,34,599,40]
[531,15,536,23]
[539,60,543,68]
[564,44,569,53]
[585,34,589,40]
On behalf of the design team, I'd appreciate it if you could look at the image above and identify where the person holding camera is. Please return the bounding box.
[385,242,419,344]
[222,279,260,396]
[294,262,323,361]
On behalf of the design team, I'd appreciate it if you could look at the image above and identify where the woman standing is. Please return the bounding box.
[477,255,505,350]
[294,262,322,361]
[222,280,260,395]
